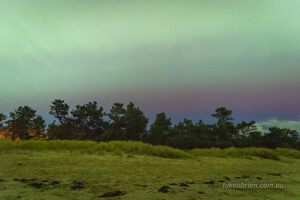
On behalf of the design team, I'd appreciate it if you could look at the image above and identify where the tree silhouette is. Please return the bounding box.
[104,103,126,140]
[48,99,73,140]
[236,121,257,136]
[49,99,70,124]
[147,112,172,145]
[105,102,148,141]
[7,106,37,140]
[235,121,258,147]
[32,115,46,139]
[71,101,108,140]
[108,103,126,124]
[0,113,6,129]
[211,107,235,147]
[263,127,299,148]
[123,102,148,140]
[212,107,234,128]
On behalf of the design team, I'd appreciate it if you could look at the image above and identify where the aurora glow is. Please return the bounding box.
[1,0,300,126]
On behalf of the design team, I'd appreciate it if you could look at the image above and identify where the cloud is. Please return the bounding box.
[256,119,300,132]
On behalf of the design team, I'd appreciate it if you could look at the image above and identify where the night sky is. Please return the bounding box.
[1,0,300,130]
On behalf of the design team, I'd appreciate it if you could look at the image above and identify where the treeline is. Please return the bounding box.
[0,99,299,149]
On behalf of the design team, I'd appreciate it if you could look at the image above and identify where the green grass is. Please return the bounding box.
[274,148,300,159]
[190,147,281,160]
[0,140,300,199]
[0,150,299,200]
[1,139,300,161]
[0,140,191,159]
[190,147,300,160]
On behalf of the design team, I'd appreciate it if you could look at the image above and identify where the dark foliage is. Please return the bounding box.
[104,102,148,141]
[145,112,171,145]
[48,99,74,140]
[6,106,43,140]
[71,101,108,141]
[0,113,6,129]
[1,100,299,149]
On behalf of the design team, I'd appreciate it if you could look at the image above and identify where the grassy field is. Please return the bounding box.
[0,140,299,200]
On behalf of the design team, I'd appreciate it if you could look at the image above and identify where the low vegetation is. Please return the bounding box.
[0,140,191,159]
[190,147,280,160]
[1,140,300,161]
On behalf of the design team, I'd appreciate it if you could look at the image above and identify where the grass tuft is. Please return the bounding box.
[1,139,299,160]
[0,139,191,159]
[190,147,280,160]
[275,148,300,159]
